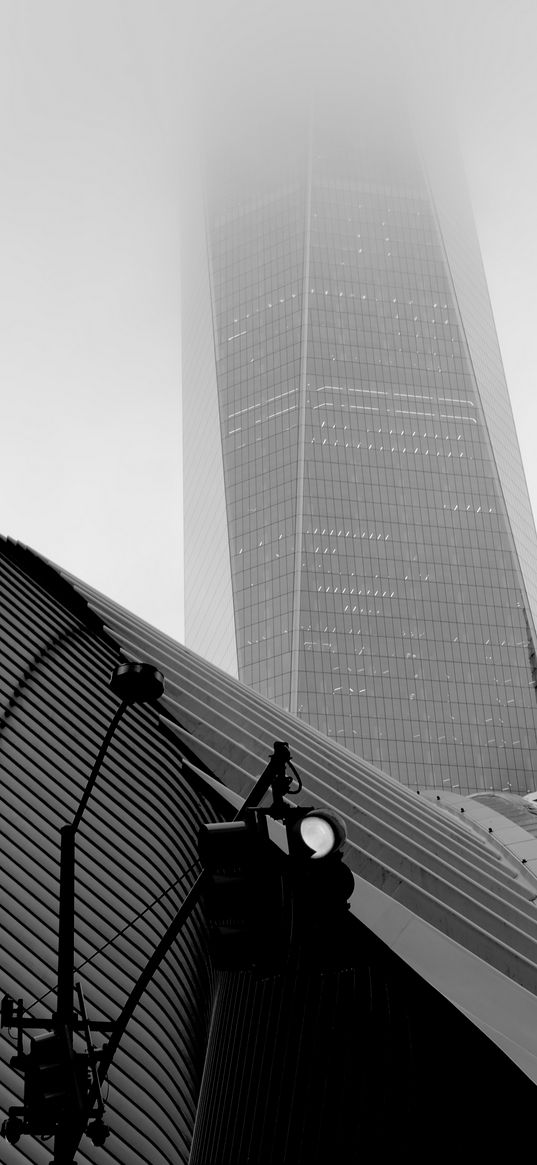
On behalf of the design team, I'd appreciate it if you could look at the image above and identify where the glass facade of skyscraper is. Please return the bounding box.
[183,102,537,794]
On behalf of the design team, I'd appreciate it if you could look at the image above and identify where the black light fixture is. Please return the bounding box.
[109,660,165,704]
[198,745,354,969]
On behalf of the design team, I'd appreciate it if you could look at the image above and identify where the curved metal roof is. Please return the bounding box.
[47,542,537,1081]
[0,539,221,1164]
[3,532,537,1156]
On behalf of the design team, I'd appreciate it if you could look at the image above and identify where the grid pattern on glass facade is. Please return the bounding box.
[297,152,537,790]
[202,116,537,794]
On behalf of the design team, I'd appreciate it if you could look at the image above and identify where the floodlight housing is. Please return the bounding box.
[110,662,164,704]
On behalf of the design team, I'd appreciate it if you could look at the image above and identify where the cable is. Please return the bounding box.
[21,858,203,1014]
[76,858,202,972]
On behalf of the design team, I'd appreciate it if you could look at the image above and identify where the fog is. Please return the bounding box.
[0,0,535,637]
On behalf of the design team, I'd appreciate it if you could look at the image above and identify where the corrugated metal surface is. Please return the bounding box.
[53,546,537,1001]
[3,540,535,1160]
[0,539,223,1164]
[189,958,406,1163]
[3,538,537,1160]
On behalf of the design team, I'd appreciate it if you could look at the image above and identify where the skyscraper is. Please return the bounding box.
[182,80,537,795]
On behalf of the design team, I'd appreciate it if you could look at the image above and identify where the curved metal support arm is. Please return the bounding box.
[98,869,206,1085]
[63,741,296,1160]
[88,742,294,1110]
[71,701,128,833]
[56,700,129,1028]
[56,871,207,1162]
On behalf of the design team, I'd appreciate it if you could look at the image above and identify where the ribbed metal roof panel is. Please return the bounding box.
[54,550,537,1000]
[0,540,223,1163]
[3,536,537,1153]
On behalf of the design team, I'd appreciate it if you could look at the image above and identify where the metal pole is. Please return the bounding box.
[53,824,77,1165]
[53,700,128,1164]
[56,703,129,1031]
[56,825,75,1028]
[237,741,292,816]
[52,1125,77,1165]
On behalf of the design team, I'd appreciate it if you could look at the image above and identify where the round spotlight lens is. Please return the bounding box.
[300,816,336,858]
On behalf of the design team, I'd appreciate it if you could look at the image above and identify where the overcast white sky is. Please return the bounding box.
[0,0,536,641]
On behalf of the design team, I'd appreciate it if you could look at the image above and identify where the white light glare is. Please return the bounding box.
[300,816,336,859]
